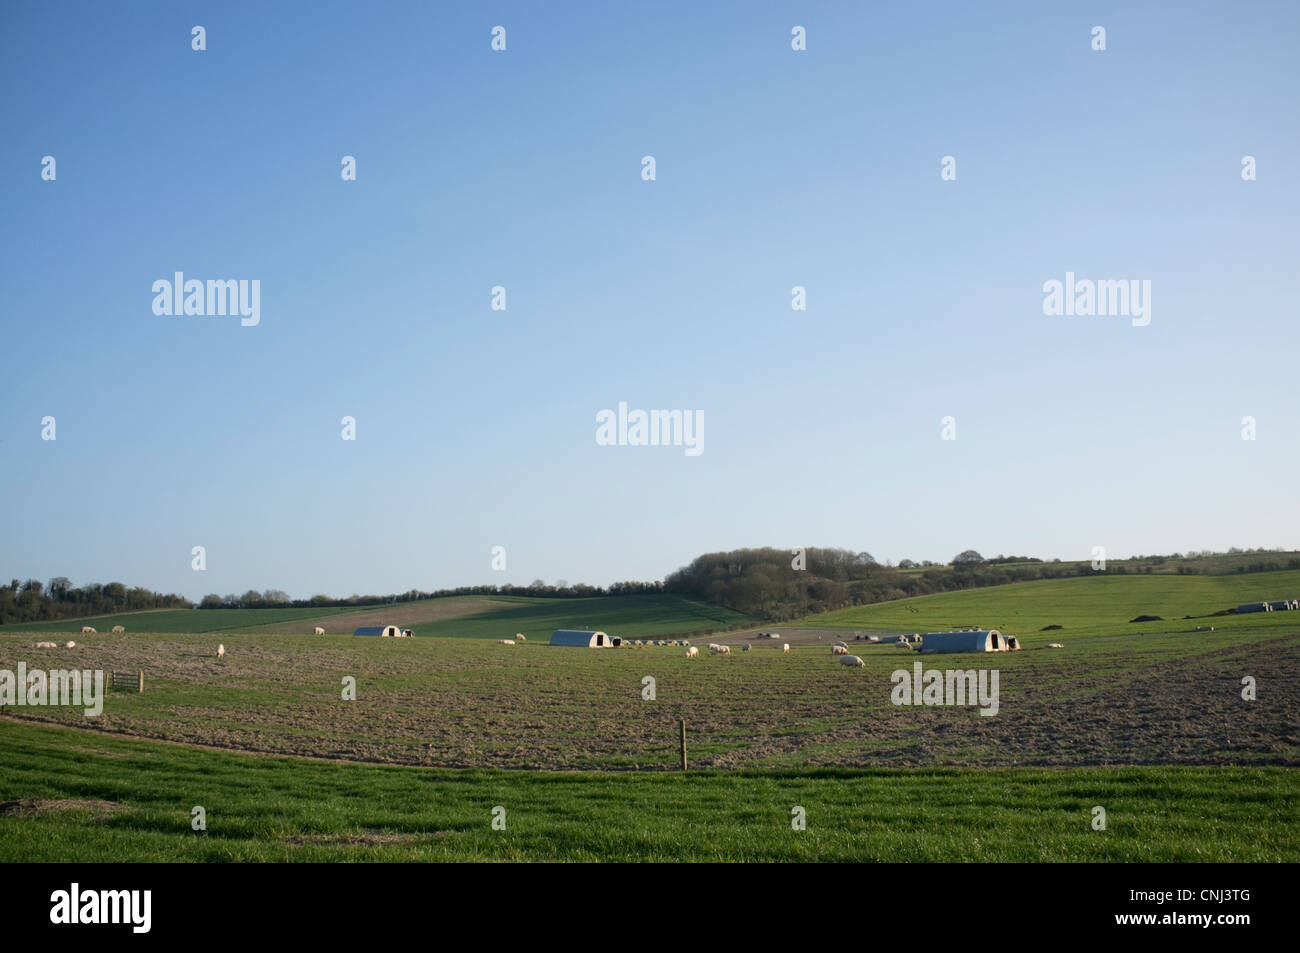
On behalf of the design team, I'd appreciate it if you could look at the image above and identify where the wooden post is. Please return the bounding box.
[680,719,687,772]
[137,671,144,694]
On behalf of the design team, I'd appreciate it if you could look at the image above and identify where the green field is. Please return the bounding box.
[1,721,1293,861]
[397,594,751,640]
[7,593,754,639]
[808,570,1300,641]
[9,605,369,635]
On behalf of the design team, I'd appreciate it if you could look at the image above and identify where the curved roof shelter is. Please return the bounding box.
[550,629,620,647]
[354,625,403,637]
[919,629,1005,654]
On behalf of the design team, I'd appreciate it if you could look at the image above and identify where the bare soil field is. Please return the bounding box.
[1,629,1295,771]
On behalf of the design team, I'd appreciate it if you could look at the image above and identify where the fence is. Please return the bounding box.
[110,671,144,693]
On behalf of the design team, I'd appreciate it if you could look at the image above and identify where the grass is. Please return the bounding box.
[6,593,755,639]
[807,569,1300,641]
[7,606,370,635]
[0,720,1294,862]
[397,593,751,640]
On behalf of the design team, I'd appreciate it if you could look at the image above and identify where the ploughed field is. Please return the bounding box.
[2,621,1296,770]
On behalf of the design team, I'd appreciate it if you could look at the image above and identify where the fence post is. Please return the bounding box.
[680,719,687,771]
[137,671,144,693]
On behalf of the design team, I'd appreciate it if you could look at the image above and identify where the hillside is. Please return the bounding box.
[664,547,1300,622]
[805,569,1300,640]
[8,605,373,635]
[9,593,754,639]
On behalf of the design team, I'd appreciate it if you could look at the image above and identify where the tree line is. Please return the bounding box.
[5,546,1296,626]
[196,580,667,609]
[0,578,191,626]
[0,577,667,625]
[663,547,1300,621]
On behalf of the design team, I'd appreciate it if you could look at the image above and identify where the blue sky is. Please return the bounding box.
[2,1,1297,600]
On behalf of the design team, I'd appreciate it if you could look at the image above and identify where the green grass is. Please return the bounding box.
[807,569,1300,641]
[6,593,754,639]
[8,606,370,635]
[0,720,1294,861]
[403,594,751,640]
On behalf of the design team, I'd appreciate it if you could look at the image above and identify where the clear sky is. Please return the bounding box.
[2,1,1297,600]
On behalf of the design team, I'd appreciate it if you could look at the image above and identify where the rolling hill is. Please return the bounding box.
[805,569,1300,640]
[6,593,754,639]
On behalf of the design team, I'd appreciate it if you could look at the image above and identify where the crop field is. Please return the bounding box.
[11,605,372,635]
[9,593,753,639]
[807,570,1300,639]
[2,573,1297,861]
